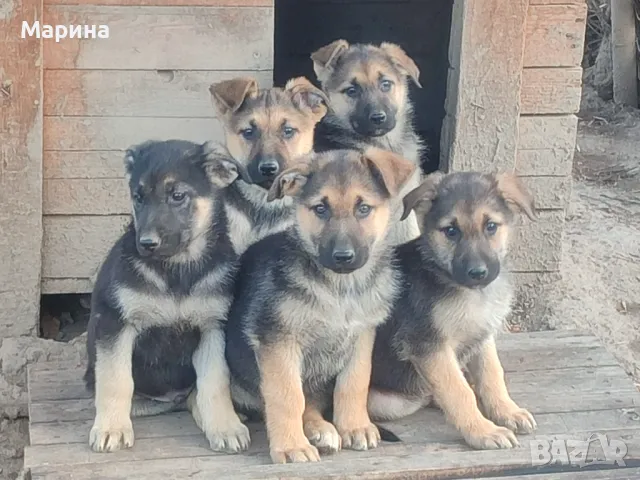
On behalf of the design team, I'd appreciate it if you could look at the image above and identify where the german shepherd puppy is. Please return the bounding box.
[225,148,417,464]
[84,140,251,453]
[209,76,329,255]
[368,171,538,450]
[311,39,425,246]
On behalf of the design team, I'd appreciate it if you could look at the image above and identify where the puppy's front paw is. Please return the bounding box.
[270,440,320,464]
[204,418,251,453]
[338,422,381,451]
[464,420,519,450]
[492,406,537,434]
[304,418,341,454]
[89,416,134,452]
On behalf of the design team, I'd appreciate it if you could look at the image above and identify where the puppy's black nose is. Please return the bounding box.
[369,112,387,125]
[258,160,279,177]
[333,249,355,264]
[468,267,488,280]
[138,237,159,252]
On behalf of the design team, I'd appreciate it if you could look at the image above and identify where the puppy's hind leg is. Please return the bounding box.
[467,335,537,434]
[191,327,250,453]
[90,325,137,453]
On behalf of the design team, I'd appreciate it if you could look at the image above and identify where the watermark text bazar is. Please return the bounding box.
[22,21,109,42]
[531,434,628,468]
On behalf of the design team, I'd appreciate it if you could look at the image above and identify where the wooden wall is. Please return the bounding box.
[40,0,274,294]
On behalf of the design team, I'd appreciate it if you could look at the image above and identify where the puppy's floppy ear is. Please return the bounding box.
[202,141,251,188]
[311,39,349,83]
[401,171,445,221]
[285,76,329,122]
[495,172,537,220]
[209,77,259,117]
[380,42,422,88]
[267,162,312,202]
[361,147,417,198]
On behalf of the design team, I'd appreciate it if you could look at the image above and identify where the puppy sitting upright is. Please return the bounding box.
[369,171,538,450]
[311,39,425,245]
[85,140,250,453]
[225,148,416,464]
[210,76,328,255]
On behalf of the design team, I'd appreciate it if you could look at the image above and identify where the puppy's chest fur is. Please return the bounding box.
[433,275,513,360]
[223,182,293,255]
[283,265,399,383]
[114,259,234,332]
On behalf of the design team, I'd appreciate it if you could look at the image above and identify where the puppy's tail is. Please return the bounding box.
[376,423,402,443]
[130,397,188,417]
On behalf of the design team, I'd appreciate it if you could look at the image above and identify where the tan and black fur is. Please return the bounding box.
[225,148,416,464]
[210,76,329,255]
[369,171,538,450]
[311,39,425,246]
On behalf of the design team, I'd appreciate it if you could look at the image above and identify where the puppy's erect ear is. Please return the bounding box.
[401,171,445,221]
[209,77,259,117]
[311,39,349,83]
[123,149,136,178]
[285,76,329,122]
[361,147,417,198]
[380,42,422,88]
[267,163,312,202]
[202,141,251,188]
[495,172,537,220]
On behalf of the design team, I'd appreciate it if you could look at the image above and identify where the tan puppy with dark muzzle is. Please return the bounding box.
[369,171,538,450]
[210,76,329,255]
[225,148,417,464]
[311,39,425,246]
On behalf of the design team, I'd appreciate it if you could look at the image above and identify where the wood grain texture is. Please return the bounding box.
[44,70,273,117]
[44,179,129,215]
[516,115,578,176]
[0,0,43,336]
[441,0,528,172]
[46,0,272,5]
[44,117,222,151]
[42,215,130,279]
[42,278,94,294]
[43,6,274,70]
[611,0,639,106]
[524,3,588,67]
[44,151,125,179]
[520,67,583,114]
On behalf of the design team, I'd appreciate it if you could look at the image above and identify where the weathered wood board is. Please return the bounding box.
[24,331,640,479]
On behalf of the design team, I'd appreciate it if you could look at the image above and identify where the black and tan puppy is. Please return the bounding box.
[369,171,538,450]
[225,148,417,464]
[209,76,329,255]
[311,39,425,245]
[84,140,251,453]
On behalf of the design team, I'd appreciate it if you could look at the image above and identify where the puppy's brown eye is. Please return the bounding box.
[356,204,372,217]
[240,127,255,140]
[312,204,329,218]
[442,226,460,239]
[380,80,392,92]
[343,85,359,98]
[485,222,498,235]
[170,191,186,204]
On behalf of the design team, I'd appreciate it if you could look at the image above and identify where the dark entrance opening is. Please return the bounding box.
[274,0,454,173]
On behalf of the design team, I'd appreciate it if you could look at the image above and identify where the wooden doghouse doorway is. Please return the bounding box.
[273,0,454,173]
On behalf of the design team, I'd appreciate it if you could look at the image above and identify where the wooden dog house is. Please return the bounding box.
[1,0,587,337]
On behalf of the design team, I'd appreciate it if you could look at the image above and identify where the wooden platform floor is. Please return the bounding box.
[24,330,640,479]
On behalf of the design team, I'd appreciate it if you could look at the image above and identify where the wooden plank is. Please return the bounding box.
[0,0,43,336]
[441,0,528,172]
[516,115,578,176]
[42,215,130,279]
[521,67,583,114]
[44,179,129,215]
[43,6,273,70]
[42,278,94,294]
[44,151,125,179]
[44,70,273,117]
[25,430,640,479]
[611,0,639,106]
[43,117,222,151]
[480,469,640,480]
[524,4,588,67]
[46,0,272,5]
[530,0,586,4]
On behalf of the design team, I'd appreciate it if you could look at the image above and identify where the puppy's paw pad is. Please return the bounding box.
[305,420,341,454]
[270,442,320,464]
[495,407,537,434]
[89,420,134,453]
[205,421,251,453]
[465,423,519,450]
[339,423,381,451]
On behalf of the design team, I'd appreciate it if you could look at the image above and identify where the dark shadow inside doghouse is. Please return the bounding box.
[39,294,90,342]
[274,0,454,174]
